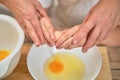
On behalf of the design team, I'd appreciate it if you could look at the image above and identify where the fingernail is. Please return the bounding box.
[57,46,61,49]
[82,48,87,53]
[55,42,59,46]
[51,42,55,46]
[83,50,86,53]
[51,36,54,40]
[56,43,60,47]
[35,42,40,47]
[56,46,59,49]
[73,40,78,44]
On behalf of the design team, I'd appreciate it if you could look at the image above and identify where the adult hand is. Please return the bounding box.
[73,0,120,52]
[56,25,86,49]
[98,26,120,47]
[0,0,48,46]
[40,17,56,47]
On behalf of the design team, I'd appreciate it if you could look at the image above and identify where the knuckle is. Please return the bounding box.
[64,33,70,38]
[102,19,108,25]
[29,33,35,40]
[48,26,53,31]
[38,30,42,35]
[24,10,35,20]
[64,42,69,47]
[49,29,54,35]
[82,28,88,33]
[27,28,35,35]
[98,35,103,41]
[26,28,31,33]
[76,33,84,40]
[28,30,34,35]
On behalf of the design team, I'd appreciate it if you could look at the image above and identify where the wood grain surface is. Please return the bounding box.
[107,47,120,80]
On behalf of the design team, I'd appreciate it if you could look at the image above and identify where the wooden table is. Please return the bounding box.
[3,43,112,80]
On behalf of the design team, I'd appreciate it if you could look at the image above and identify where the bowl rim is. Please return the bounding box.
[0,14,25,64]
[27,44,102,80]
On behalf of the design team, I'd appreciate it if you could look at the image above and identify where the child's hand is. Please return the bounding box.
[55,25,86,49]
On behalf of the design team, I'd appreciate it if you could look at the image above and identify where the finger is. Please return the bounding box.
[23,18,40,46]
[43,17,56,41]
[14,13,29,37]
[40,18,55,46]
[43,37,50,46]
[73,15,96,45]
[55,31,63,41]
[68,37,86,49]
[28,11,45,44]
[56,25,79,46]
[55,29,70,41]
[34,0,48,17]
[82,26,100,52]
[36,11,42,20]
[18,22,29,37]
[20,24,29,37]
[57,37,73,49]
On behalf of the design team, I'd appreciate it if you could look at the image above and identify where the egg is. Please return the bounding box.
[55,31,62,40]
[40,17,62,40]
[44,53,85,80]
[0,50,10,61]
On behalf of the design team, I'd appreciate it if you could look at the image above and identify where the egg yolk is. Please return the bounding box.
[0,50,10,61]
[44,53,85,80]
[49,60,64,73]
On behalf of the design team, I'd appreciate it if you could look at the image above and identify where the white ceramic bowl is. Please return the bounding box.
[27,44,102,80]
[0,14,24,79]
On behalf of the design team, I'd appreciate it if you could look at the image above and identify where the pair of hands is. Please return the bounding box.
[0,0,86,51]
[40,17,86,50]
[1,0,120,52]
[51,0,120,52]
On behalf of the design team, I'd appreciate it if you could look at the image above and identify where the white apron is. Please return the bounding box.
[49,0,99,30]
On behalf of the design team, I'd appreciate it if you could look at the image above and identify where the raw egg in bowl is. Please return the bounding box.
[0,14,24,79]
[27,44,102,80]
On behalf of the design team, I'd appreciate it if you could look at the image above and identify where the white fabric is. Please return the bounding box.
[38,0,52,8]
[38,0,99,29]
[50,0,99,30]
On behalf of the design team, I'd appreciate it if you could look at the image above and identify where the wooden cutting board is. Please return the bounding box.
[3,43,112,80]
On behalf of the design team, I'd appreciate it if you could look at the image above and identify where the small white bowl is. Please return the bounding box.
[0,14,24,79]
[27,44,102,80]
